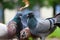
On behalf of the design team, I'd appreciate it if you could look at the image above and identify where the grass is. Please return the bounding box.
[48,27,60,38]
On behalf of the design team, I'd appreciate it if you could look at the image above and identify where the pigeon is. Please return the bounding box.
[27,13,58,40]
[10,13,23,39]
[0,13,23,39]
[2,13,23,39]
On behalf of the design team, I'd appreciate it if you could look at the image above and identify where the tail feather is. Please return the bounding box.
[54,13,60,27]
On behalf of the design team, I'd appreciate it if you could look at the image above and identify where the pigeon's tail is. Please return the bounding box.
[54,13,60,27]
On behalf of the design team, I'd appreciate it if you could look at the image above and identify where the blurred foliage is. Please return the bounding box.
[0,0,60,9]
[0,0,17,9]
[48,0,60,6]
[18,0,44,9]
[18,0,60,8]
[48,27,60,38]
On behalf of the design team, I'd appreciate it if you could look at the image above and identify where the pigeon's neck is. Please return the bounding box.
[13,15,23,31]
[28,17,37,29]
[13,16,21,24]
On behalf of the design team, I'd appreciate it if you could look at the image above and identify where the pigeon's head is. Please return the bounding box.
[27,13,34,18]
[13,13,22,28]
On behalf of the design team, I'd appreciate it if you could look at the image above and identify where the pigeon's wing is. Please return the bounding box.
[36,19,50,33]
[33,18,56,36]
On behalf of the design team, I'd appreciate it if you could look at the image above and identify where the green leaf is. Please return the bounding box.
[3,2,16,9]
